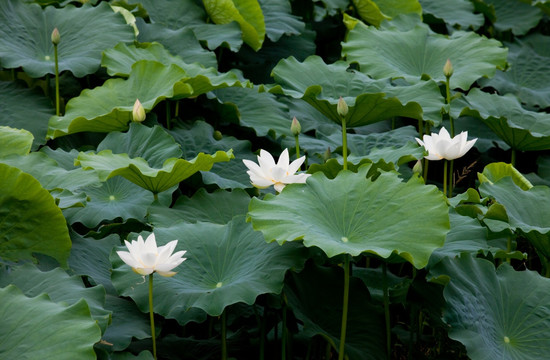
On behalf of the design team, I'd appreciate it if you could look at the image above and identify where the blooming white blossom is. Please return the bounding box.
[117,233,186,277]
[242,148,311,192]
[416,127,477,161]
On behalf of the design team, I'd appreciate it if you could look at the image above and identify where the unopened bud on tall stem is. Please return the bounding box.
[132,99,146,122]
[51,28,60,45]
[337,96,348,118]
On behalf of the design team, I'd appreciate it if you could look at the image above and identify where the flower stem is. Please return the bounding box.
[341,117,348,171]
[54,43,60,116]
[338,255,350,360]
[382,262,391,358]
[449,160,454,197]
[221,310,228,360]
[148,274,157,360]
[443,160,448,197]
[295,135,300,161]
[445,76,454,137]
[166,101,171,130]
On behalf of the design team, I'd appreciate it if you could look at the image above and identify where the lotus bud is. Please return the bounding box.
[290,116,301,136]
[337,97,348,118]
[132,99,146,122]
[443,59,453,78]
[51,28,60,45]
[412,160,423,174]
[323,147,332,163]
[213,130,223,140]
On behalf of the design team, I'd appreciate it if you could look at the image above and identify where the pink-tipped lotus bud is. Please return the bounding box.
[132,99,146,122]
[290,116,301,136]
[443,59,453,78]
[337,96,348,118]
[51,28,60,45]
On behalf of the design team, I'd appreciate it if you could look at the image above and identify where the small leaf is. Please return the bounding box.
[0,126,33,158]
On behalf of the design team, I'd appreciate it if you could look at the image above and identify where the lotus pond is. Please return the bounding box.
[2,0,550,359]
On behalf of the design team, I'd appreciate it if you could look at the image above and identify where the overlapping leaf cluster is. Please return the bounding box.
[2,0,550,359]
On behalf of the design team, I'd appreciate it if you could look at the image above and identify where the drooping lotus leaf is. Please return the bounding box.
[0,0,134,78]
[342,20,507,90]
[169,120,255,188]
[478,162,533,190]
[484,0,543,36]
[47,60,193,139]
[248,164,449,268]
[353,265,412,304]
[0,285,101,360]
[111,216,308,318]
[458,88,550,151]
[259,0,305,41]
[64,177,154,227]
[0,81,52,149]
[429,255,550,360]
[0,126,33,158]
[202,0,266,51]
[285,263,386,360]
[269,55,445,127]
[482,36,550,108]
[0,263,111,332]
[0,163,71,266]
[212,86,292,137]
[418,0,484,29]
[75,124,233,194]
[352,0,422,27]
[148,188,251,228]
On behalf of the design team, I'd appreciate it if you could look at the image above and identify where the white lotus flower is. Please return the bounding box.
[117,233,186,277]
[242,148,311,192]
[416,127,477,161]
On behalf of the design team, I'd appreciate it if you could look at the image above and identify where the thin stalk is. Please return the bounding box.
[338,256,350,360]
[54,44,60,116]
[153,192,159,202]
[511,148,516,167]
[221,310,227,360]
[166,101,171,130]
[382,262,391,359]
[418,119,424,138]
[445,76,454,137]
[342,118,348,171]
[175,100,180,119]
[506,236,513,264]
[443,160,448,197]
[148,274,157,360]
[295,135,300,160]
[449,160,454,197]
[422,159,429,183]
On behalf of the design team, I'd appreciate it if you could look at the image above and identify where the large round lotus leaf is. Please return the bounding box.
[352,0,421,27]
[459,88,550,151]
[418,0,484,29]
[260,0,305,41]
[485,0,543,36]
[0,126,33,158]
[0,285,101,360]
[111,216,308,318]
[64,177,154,228]
[342,20,507,90]
[429,255,550,360]
[0,263,110,332]
[482,37,550,108]
[248,164,450,268]
[47,60,193,139]
[202,0,265,51]
[0,81,52,149]
[0,0,134,78]
[269,56,445,126]
[285,263,386,360]
[0,163,70,266]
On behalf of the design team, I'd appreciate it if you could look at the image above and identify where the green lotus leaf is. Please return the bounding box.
[418,0,484,29]
[0,126,33,158]
[459,88,550,151]
[148,188,251,227]
[429,255,550,360]
[478,162,533,190]
[64,177,154,227]
[169,121,255,188]
[269,55,445,127]
[285,263,386,360]
[0,285,101,360]
[342,20,507,90]
[259,0,305,41]
[0,263,111,332]
[0,0,134,78]
[202,0,265,51]
[0,163,70,266]
[352,0,422,27]
[111,216,308,318]
[0,81,53,149]
[485,0,543,36]
[101,43,249,94]
[248,164,449,268]
[47,60,193,139]
[482,36,550,108]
